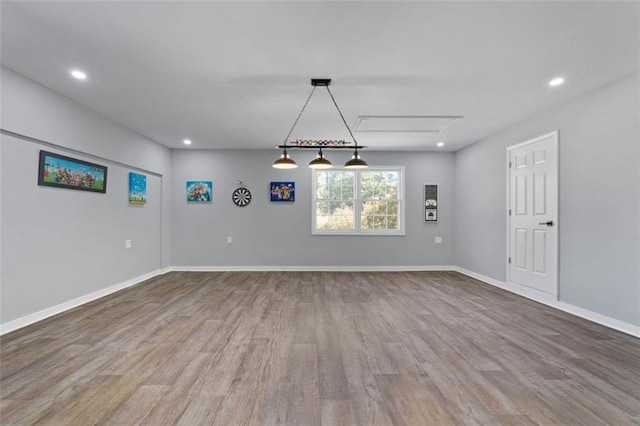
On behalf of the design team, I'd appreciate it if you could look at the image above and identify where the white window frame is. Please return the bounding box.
[312,166,405,235]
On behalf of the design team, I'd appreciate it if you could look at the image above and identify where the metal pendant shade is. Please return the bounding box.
[272,149,298,169]
[308,149,333,169]
[344,149,368,169]
[273,78,367,169]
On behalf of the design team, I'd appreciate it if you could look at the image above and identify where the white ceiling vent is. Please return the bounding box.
[353,115,463,133]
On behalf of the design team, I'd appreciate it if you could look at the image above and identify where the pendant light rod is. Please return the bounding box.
[275,144,366,150]
[282,85,316,145]
[324,84,359,146]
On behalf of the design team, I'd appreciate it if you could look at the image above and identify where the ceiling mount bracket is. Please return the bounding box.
[311,78,331,87]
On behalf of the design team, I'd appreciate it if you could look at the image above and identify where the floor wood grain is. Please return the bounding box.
[1,271,639,425]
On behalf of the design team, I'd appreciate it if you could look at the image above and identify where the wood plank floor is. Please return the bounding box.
[1,271,639,425]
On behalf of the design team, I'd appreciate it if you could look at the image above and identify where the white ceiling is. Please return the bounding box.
[1,1,639,151]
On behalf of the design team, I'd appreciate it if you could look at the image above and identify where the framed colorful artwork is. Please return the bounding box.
[270,181,295,202]
[186,181,212,202]
[129,172,147,204]
[38,150,107,193]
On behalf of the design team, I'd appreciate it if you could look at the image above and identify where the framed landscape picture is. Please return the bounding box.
[270,181,295,202]
[186,181,212,202]
[38,150,107,193]
[129,172,147,204]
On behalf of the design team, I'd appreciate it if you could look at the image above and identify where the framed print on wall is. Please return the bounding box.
[129,172,147,204]
[186,181,212,202]
[270,181,295,202]
[424,184,438,222]
[38,150,107,193]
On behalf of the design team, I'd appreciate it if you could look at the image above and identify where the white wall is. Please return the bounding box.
[0,67,171,326]
[454,72,640,327]
[171,150,455,268]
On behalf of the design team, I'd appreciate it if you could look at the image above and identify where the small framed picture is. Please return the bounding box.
[186,181,212,202]
[129,172,147,204]
[270,181,295,202]
[424,184,438,222]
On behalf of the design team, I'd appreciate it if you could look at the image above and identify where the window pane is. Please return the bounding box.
[318,201,354,230]
[327,171,342,186]
[329,185,342,199]
[343,173,354,188]
[385,172,398,185]
[316,172,328,198]
[361,171,400,200]
[373,216,387,229]
[387,201,398,214]
[360,172,375,199]
[361,200,385,216]
[382,172,398,199]
[342,185,354,199]
[384,182,398,199]
[316,201,329,215]
[361,216,374,229]
[360,200,400,230]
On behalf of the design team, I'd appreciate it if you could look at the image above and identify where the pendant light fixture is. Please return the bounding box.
[344,147,368,169]
[272,146,298,169]
[308,148,333,169]
[273,78,367,169]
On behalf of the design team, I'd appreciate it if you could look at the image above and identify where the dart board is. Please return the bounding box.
[232,187,252,207]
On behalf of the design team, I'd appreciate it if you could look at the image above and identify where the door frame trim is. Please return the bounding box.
[506,130,560,300]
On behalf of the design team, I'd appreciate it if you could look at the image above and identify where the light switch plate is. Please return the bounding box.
[435,236,442,244]
[125,239,132,249]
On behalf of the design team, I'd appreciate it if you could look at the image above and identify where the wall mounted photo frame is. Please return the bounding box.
[129,172,147,204]
[424,184,438,222]
[38,150,107,193]
[186,181,212,202]
[270,181,295,202]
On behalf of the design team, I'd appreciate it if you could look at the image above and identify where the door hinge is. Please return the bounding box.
[508,161,512,168]
[509,209,512,216]
[508,257,511,264]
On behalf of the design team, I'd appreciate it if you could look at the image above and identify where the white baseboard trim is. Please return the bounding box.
[0,269,163,335]
[168,265,455,272]
[454,266,640,338]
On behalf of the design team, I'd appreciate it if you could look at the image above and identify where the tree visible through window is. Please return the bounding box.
[313,167,404,234]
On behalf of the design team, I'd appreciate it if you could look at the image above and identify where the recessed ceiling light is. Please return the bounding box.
[70,70,87,80]
[549,77,564,87]
[183,139,192,145]
[437,142,445,147]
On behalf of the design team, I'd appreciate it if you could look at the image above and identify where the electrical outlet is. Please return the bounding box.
[435,236,442,244]
[125,239,132,249]
[227,236,232,244]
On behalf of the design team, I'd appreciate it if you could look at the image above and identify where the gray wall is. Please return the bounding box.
[0,67,171,324]
[3,63,638,330]
[171,150,455,267]
[454,72,640,326]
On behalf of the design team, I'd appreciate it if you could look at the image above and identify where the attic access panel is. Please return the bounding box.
[353,115,463,133]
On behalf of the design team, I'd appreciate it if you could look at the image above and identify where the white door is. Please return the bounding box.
[507,131,558,297]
